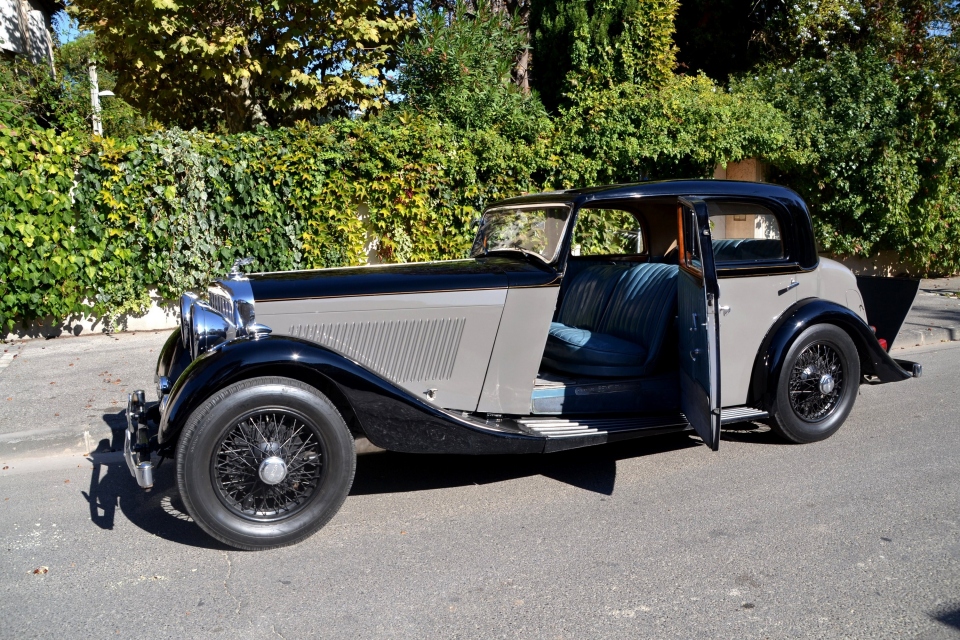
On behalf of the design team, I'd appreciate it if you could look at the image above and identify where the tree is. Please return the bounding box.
[736,0,960,269]
[675,0,960,81]
[528,0,678,112]
[396,1,548,138]
[672,0,775,80]
[68,0,417,132]
[0,33,152,139]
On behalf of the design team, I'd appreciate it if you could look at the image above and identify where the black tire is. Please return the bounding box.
[176,376,356,550]
[768,324,860,444]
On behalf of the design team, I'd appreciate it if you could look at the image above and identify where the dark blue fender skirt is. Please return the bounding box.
[156,334,691,456]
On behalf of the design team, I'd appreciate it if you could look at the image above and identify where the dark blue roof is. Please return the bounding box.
[492,179,806,210]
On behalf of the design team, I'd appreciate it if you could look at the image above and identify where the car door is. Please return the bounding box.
[677,198,721,451]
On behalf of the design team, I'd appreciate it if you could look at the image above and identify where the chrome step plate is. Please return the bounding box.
[518,414,689,439]
[720,406,769,425]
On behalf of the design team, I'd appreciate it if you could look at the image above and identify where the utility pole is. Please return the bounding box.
[89,60,102,136]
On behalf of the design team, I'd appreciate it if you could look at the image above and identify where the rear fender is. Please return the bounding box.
[748,298,915,408]
[158,335,543,455]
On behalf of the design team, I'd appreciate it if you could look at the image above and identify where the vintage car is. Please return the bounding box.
[125,180,922,550]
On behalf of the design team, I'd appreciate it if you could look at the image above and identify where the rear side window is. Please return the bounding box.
[571,209,645,257]
[707,202,784,263]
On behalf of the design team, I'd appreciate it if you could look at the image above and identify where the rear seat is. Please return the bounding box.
[542,263,679,377]
[713,238,783,262]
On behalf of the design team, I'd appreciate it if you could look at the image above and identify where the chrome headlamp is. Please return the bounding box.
[190,301,231,359]
[180,292,198,349]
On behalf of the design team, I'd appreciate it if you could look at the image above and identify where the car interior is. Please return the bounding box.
[531,197,784,415]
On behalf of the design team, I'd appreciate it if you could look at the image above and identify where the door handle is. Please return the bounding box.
[690,349,701,361]
[718,305,731,315]
[690,313,707,331]
[779,279,800,296]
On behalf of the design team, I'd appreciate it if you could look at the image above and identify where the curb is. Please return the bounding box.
[894,325,960,349]
[0,426,385,462]
[0,425,121,462]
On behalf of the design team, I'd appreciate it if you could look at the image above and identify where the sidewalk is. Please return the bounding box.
[1,279,958,462]
[0,331,170,460]
[893,277,960,349]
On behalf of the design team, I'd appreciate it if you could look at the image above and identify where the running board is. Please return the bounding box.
[517,414,690,452]
[720,407,769,425]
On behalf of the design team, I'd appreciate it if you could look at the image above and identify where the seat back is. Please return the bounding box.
[712,238,744,262]
[713,238,783,262]
[597,263,679,367]
[555,264,628,330]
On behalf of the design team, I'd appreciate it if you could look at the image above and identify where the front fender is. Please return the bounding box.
[158,335,544,455]
[748,298,916,408]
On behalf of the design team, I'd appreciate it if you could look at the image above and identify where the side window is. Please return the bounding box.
[571,209,645,257]
[680,203,702,270]
[707,201,785,263]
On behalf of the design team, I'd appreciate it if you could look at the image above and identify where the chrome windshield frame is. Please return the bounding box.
[470,202,574,265]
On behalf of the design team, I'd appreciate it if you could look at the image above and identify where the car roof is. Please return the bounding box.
[487,179,819,270]
[489,179,808,213]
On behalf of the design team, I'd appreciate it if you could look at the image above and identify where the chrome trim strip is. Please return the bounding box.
[719,406,769,425]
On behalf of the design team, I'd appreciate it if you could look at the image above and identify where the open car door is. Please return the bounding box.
[677,198,721,451]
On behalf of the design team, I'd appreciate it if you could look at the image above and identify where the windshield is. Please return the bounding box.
[469,204,573,264]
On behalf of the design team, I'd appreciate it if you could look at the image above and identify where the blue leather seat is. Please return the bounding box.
[543,263,679,377]
[713,238,782,262]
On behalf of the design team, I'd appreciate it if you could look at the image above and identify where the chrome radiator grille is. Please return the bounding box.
[290,317,466,383]
[208,291,234,320]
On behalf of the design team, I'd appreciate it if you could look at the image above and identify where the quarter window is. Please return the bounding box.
[571,209,645,257]
[707,202,785,263]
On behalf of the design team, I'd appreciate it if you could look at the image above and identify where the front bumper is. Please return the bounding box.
[125,390,155,489]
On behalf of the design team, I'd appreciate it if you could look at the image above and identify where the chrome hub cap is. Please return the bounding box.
[818,373,835,395]
[258,456,288,485]
[788,342,845,422]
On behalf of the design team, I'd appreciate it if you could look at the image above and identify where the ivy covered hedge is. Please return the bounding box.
[2,87,795,330]
[2,69,957,332]
[0,116,550,330]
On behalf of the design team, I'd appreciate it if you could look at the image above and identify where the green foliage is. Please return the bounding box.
[0,125,101,330]
[398,1,549,139]
[530,0,678,111]
[573,208,642,255]
[0,111,553,328]
[68,0,417,132]
[0,35,154,141]
[548,74,802,186]
[739,45,960,270]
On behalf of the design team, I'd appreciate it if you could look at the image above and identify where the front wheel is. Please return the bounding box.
[768,324,861,444]
[176,376,356,550]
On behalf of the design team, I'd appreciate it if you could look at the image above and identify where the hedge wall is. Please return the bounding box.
[0,81,854,331]
[0,115,556,330]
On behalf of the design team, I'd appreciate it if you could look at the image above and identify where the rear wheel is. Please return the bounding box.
[176,376,356,550]
[769,324,860,444]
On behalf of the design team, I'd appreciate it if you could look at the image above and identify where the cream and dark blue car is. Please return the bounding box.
[125,180,922,550]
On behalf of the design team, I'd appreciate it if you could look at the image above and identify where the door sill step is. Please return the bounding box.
[720,407,769,425]
[518,414,689,439]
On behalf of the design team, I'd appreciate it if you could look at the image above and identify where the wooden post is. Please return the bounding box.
[89,60,103,136]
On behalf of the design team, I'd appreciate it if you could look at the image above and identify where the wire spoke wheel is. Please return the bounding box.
[212,410,325,521]
[788,342,845,422]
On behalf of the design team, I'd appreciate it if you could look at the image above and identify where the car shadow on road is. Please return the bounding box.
[79,412,779,547]
[719,421,790,445]
[351,432,701,497]
[79,409,229,550]
[932,603,960,631]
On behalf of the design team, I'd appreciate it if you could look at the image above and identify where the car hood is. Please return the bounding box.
[245,257,559,303]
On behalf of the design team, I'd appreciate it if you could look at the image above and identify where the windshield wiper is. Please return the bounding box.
[485,247,549,265]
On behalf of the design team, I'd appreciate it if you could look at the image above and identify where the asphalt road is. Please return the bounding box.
[0,341,958,638]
